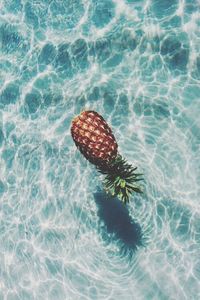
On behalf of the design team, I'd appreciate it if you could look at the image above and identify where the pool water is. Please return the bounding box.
[0,0,200,299]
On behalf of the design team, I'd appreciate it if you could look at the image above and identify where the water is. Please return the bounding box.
[0,0,200,299]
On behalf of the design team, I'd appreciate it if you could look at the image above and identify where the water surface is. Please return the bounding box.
[0,0,200,299]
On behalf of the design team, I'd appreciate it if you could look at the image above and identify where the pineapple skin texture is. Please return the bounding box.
[71,111,118,166]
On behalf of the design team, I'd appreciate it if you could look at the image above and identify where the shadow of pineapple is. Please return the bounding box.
[94,190,144,257]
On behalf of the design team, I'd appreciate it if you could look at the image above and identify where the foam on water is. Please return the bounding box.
[0,0,200,299]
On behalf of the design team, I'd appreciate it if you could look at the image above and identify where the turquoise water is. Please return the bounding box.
[0,0,200,299]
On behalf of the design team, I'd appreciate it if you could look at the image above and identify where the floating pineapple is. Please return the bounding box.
[71,111,143,204]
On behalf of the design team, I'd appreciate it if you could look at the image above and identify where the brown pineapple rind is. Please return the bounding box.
[71,111,118,166]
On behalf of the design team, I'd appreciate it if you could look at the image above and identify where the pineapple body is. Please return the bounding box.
[71,111,118,167]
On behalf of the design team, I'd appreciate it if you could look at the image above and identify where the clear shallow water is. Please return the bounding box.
[0,0,200,299]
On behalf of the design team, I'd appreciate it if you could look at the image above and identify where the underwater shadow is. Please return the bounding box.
[94,190,144,257]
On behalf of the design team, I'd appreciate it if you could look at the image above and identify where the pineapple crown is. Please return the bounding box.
[97,155,143,204]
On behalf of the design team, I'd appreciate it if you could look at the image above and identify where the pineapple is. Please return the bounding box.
[71,111,143,204]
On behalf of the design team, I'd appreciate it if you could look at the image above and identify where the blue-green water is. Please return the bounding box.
[0,0,200,299]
